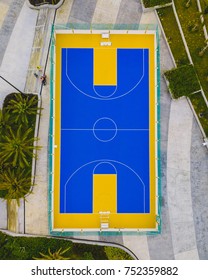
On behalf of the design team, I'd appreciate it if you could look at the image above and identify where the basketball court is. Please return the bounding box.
[50,28,160,233]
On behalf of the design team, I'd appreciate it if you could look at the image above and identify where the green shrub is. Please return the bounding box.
[72,243,107,260]
[29,0,61,6]
[3,93,39,127]
[143,0,171,8]
[104,246,133,260]
[0,232,133,260]
[165,64,201,99]
[33,247,71,260]
[204,6,208,14]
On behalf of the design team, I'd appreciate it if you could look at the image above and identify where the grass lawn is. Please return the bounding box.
[189,91,208,136]
[0,231,133,260]
[200,0,208,28]
[143,0,171,8]
[174,0,208,98]
[157,6,189,66]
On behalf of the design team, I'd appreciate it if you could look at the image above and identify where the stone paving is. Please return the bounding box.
[190,119,208,259]
[0,2,9,29]
[0,0,25,64]
[167,99,198,260]
[1,0,208,260]
[24,7,56,235]
[0,1,38,107]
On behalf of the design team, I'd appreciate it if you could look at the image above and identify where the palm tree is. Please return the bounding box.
[5,93,40,125]
[0,125,40,168]
[33,247,71,260]
[0,168,32,203]
[0,109,11,135]
[0,158,12,177]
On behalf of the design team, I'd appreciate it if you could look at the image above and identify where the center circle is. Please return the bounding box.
[93,117,117,142]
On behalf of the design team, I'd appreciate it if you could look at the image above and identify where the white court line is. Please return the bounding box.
[61,128,149,131]
[92,48,118,98]
[93,162,118,175]
[65,48,146,100]
[63,159,146,213]
[92,162,118,213]
[92,117,117,142]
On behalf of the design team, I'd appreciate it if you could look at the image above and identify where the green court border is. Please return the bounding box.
[49,23,161,236]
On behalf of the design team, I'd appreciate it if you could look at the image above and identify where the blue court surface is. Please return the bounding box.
[59,47,150,215]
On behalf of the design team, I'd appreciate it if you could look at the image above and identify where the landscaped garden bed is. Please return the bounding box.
[157,1,208,135]
[174,0,208,98]
[142,0,171,8]
[157,5,189,66]
[28,0,61,6]
[164,64,201,99]
[0,231,133,260]
[0,93,40,203]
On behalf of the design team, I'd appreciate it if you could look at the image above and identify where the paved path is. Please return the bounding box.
[190,118,208,259]
[1,0,208,260]
[25,7,56,235]
[0,1,38,107]
[0,1,9,29]
[0,0,25,64]
[167,99,198,259]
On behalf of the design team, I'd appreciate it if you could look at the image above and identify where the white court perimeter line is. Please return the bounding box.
[61,128,149,131]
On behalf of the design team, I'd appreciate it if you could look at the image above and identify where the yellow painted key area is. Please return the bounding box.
[93,174,117,213]
[93,48,117,85]
[52,31,158,232]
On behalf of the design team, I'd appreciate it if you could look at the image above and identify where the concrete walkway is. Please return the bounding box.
[0,2,38,107]
[25,7,56,235]
[0,1,9,29]
[167,99,198,259]
[92,0,122,23]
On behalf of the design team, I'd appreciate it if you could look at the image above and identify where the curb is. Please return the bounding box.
[26,0,64,10]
